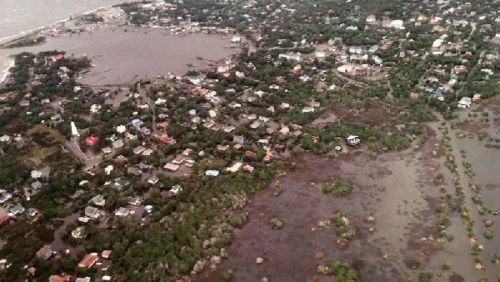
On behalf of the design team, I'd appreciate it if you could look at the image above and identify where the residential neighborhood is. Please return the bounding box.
[0,0,498,281]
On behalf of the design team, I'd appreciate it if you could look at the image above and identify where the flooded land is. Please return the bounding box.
[0,27,239,85]
[197,117,499,281]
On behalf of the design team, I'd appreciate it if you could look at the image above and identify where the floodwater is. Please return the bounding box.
[0,27,239,85]
[50,212,83,255]
[435,103,500,280]
[197,124,499,281]
[197,134,452,281]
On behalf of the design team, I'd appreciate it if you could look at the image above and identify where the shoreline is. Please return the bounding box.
[0,4,119,85]
[0,5,118,45]
[0,58,15,84]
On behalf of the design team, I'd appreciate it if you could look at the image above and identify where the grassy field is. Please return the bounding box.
[22,125,73,165]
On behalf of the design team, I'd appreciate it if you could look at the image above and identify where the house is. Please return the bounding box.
[243,165,254,173]
[49,53,64,62]
[410,92,421,99]
[27,266,36,276]
[156,133,176,145]
[472,93,481,102]
[85,136,98,146]
[458,97,472,109]
[390,19,405,30]
[169,185,183,196]
[182,148,193,156]
[142,149,154,157]
[27,208,39,217]
[278,52,301,61]
[315,51,326,59]
[349,46,363,54]
[164,163,180,172]
[116,125,126,134]
[71,226,85,239]
[89,194,105,207]
[127,197,141,206]
[258,139,269,145]
[366,15,377,24]
[112,139,124,149]
[346,135,361,146]
[9,203,25,215]
[78,253,99,268]
[205,170,219,177]
[49,275,71,282]
[147,175,159,185]
[78,217,90,224]
[0,135,11,143]
[0,259,10,271]
[133,146,146,155]
[31,181,42,190]
[36,245,55,261]
[231,35,241,43]
[101,250,112,259]
[127,167,142,176]
[263,151,273,162]
[302,107,315,113]
[0,192,12,204]
[84,206,100,219]
[31,170,43,179]
[0,208,10,226]
[136,163,152,172]
[114,155,129,163]
[226,162,243,173]
[114,207,130,217]
[249,121,261,129]
[233,135,245,145]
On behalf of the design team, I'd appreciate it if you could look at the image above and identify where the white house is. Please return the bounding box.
[458,97,472,109]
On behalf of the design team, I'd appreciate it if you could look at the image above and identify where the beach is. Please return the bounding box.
[0,0,126,83]
[0,0,125,44]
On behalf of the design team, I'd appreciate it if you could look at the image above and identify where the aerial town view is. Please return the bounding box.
[0,0,498,281]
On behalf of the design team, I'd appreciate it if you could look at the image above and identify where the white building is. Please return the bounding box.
[458,97,472,109]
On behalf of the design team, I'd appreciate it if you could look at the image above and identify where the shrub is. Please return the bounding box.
[318,259,360,281]
[321,178,353,196]
[270,217,284,229]
[221,269,234,281]
[229,212,248,228]
[484,228,495,239]
[418,272,432,282]
[331,211,356,239]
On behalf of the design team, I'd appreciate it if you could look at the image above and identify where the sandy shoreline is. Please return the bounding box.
[0,4,120,45]
[0,3,121,84]
[0,58,14,84]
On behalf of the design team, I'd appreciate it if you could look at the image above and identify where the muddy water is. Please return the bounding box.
[197,136,446,281]
[0,27,239,85]
[51,212,83,255]
[442,122,500,279]
[454,137,500,212]
[425,122,492,282]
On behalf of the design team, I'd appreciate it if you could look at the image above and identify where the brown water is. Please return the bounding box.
[197,134,449,282]
[439,111,500,279]
[1,27,239,85]
[51,212,83,255]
